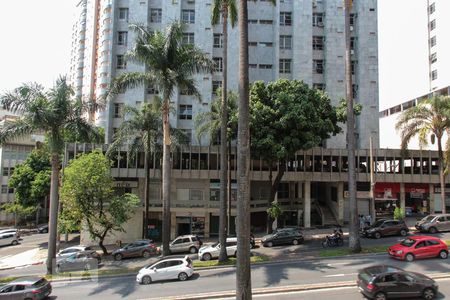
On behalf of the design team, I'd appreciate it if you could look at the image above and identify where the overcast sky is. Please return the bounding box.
[0,0,433,110]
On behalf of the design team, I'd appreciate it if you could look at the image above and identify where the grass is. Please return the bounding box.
[193,255,269,268]
[319,245,389,257]
[0,276,18,284]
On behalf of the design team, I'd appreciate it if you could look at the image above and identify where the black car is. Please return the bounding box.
[56,250,101,273]
[261,228,304,247]
[357,265,438,300]
[364,219,409,239]
[37,224,48,234]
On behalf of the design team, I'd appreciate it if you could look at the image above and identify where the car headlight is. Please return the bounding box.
[396,250,403,255]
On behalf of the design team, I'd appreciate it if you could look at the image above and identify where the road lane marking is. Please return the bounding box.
[324,272,357,278]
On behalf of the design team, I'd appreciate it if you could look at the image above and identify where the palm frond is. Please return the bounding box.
[211,0,222,25]
[110,72,157,95]
[1,82,45,113]
[0,118,35,145]
[228,0,238,27]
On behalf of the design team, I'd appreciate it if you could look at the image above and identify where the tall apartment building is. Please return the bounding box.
[69,0,379,149]
[380,0,450,149]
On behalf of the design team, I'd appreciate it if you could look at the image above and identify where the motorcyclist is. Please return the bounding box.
[328,226,343,244]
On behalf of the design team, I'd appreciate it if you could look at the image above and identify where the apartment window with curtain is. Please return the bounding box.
[179,104,193,120]
[213,34,223,48]
[313,60,324,74]
[118,8,129,21]
[279,59,291,74]
[213,57,223,72]
[150,9,162,23]
[116,55,126,69]
[117,31,127,45]
[312,36,324,50]
[182,9,195,24]
[182,33,195,45]
[312,13,324,27]
[279,35,292,49]
[280,12,292,26]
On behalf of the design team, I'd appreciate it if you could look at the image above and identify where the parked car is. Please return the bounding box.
[388,235,448,262]
[261,229,304,247]
[165,235,203,254]
[227,233,256,249]
[56,250,101,273]
[357,265,438,300]
[37,224,48,234]
[364,219,409,239]
[56,245,93,258]
[0,230,19,247]
[0,276,52,300]
[112,239,158,261]
[415,213,450,233]
[136,255,194,284]
[198,237,240,261]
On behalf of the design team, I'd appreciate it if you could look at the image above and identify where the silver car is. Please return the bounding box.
[415,213,450,233]
[0,231,19,247]
[167,235,203,254]
[198,237,238,261]
[0,277,51,300]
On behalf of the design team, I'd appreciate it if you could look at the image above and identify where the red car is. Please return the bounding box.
[388,235,448,262]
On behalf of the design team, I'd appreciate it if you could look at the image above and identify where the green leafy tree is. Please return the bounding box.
[110,22,214,255]
[393,206,405,221]
[1,203,37,227]
[266,201,282,220]
[0,77,102,274]
[250,79,341,232]
[396,95,450,214]
[60,151,139,255]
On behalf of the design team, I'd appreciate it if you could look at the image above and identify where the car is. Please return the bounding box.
[388,235,448,262]
[112,239,158,261]
[136,255,194,284]
[0,276,52,300]
[357,265,438,300]
[364,219,409,239]
[165,235,203,254]
[198,237,239,261]
[56,250,101,273]
[37,224,48,234]
[0,230,20,247]
[56,245,93,258]
[261,228,304,247]
[415,213,450,233]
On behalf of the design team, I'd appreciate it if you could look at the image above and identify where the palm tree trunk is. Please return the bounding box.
[162,99,172,256]
[236,0,252,298]
[345,0,361,253]
[46,152,60,275]
[437,137,446,213]
[227,140,232,234]
[218,5,229,263]
[143,146,150,238]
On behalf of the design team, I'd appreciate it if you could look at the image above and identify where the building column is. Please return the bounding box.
[429,183,435,214]
[204,212,210,238]
[170,213,176,239]
[338,182,344,225]
[304,181,311,228]
[400,183,405,215]
[297,181,303,226]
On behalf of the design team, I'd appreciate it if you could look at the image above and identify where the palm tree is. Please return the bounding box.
[212,0,238,262]
[396,95,450,214]
[107,100,162,239]
[0,77,102,274]
[110,22,214,256]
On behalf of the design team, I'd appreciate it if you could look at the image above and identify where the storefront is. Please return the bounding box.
[405,183,429,214]
[374,183,399,218]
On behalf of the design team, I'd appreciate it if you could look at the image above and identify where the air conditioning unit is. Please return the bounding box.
[350,25,354,31]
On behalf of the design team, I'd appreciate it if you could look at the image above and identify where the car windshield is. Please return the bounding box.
[31,278,48,288]
[400,238,416,247]
[372,220,385,227]
[421,215,435,222]
[211,242,219,247]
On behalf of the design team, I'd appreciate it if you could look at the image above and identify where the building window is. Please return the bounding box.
[9,167,14,176]
[352,84,358,99]
[213,57,223,72]
[280,12,292,26]
[248,19,258,24]
[280,35,292,50]
[279,59,291,74]
[249,63,257,68]
[2,168,9,176]
[213,34,223,48]
[430,36,436,47]
[429,3,435,14]
[259,64,273,69]
[349,13,356,27]
[351,60,357,75]
[113,103,124,118]
[212,81,222,96]
[313,36,324,50]
[429,19,436,30]
[116,55,126,69]
[260,42,273,47]
[313,60,324,74]
[8,187,14,194]
[277,183,289,199]
[431,70,438,80]
[117,31,127,45]
[312,13,324,27]
[182,33,195,45]
[350,37,356,50]
[180,87,194,95]
[150,9,162,23]
[1,185,7,194]
[248,41,257,46]
[179,104,193,120]
[259,20,273,25]
[182,9,195,24]
[313,83,325,91]
[118,8,129,21]
[147,85,159,94]
[430,52,437,64]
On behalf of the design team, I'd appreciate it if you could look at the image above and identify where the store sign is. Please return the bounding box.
[344,191,371,198]
[114,181,138,188]
[410,188,425,199]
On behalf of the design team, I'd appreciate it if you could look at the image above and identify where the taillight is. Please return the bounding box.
[367,283,375,291]
[32,289,40,294]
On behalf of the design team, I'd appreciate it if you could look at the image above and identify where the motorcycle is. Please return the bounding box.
[322,228,344,248]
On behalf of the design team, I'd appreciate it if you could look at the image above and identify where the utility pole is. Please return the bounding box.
[370,135,376,224]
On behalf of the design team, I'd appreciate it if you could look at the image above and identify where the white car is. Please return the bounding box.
[136,256,194,284]
[198,237,238,261]
[0,231,19,246]
[56,246,92,258]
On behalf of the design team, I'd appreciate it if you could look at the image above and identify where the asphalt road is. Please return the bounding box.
[47,253,450,299]
[0,232,49,257]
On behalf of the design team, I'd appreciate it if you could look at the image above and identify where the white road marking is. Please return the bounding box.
[324,272,357,277]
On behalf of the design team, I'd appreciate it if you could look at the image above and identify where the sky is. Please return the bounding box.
[0,0,433,110]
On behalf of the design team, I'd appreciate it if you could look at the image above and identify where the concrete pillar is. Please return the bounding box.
[429,183,434,214]
[170,213,176,239]
[297,181,303,226]
[204,212,210,238]
[304,181,311,228]
[400,183,405,216]
[338,182,344,224]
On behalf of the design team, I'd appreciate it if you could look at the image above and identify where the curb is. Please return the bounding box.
[0,261,44,271]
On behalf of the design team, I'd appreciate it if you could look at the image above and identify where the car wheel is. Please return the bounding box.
[405,253,415,262]
[266,241,273,247]
[292,239,299,245]
[374,232,381,239]
[374,292,386,300]
[11,240,19,246]
[202,253,212,261]
[178,272,188,281]
[439,250,448,259]
[114,253,123,261]
[141,275,152,285]
[43,229,48,233]
[142,251,151,258]
[423,287,436,300]
[189,246,197,254]
[400,229,407,236]
[429,227,438,234]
